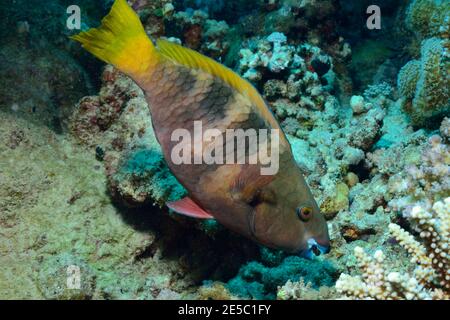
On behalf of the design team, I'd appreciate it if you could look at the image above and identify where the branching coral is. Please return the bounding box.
[336,247,427,299]
[336,198,449,300]
[277,279,337,300]
[337,129,449,297]
[388,134,449,210]
[334,123,449,299]
[395,200,449,292]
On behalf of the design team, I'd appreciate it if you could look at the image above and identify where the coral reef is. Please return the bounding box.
[164,8,231,59]
[405,0,450,39]
[397,0,449,128]
[388,135,449,211]
[278,91,388,220]
[70,65,185,207]
[336,197,449,300]
[235,0,342,49]
[238,35,333,110]
[397,37,449,127]
[335,131,449,299]
[277,278,338,300]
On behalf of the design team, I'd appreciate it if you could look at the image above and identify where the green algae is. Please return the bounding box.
[226,255,338,299]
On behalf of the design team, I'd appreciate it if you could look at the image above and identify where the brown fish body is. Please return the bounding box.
[142,61,282,238]
[71,0,330,255]
[140,60,325,253]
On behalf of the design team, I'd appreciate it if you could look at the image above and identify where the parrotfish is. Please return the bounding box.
[72,0,330,257]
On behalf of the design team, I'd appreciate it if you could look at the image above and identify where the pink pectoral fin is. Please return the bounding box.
[166,197,214,219]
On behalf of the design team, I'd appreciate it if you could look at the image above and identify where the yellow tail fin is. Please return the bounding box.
[71,0,157,77]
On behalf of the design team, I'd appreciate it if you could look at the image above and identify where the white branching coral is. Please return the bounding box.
[336,198,449,300]
[405,199,449,291]
[277,279,337,300]
[389,134,449,210]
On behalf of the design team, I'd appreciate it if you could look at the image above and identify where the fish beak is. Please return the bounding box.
[299,238,330,260]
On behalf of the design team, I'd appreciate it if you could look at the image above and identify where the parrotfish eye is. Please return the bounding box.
[296,206,313,222]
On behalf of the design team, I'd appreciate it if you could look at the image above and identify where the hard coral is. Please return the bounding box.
[336,127,449,300]
[166,9,231,59]
[336,197,449,300]
[388,134,449,211]
[277,278,338,300]
[405,0,450,39]
[397,37,449,127]
[397,60,421,99]
[238,35,333,110]
[197,281,236,300]
[70,66,139,146]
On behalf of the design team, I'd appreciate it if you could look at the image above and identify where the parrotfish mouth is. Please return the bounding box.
[299,238,330,260]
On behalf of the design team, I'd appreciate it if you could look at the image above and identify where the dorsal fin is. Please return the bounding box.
[156,39,281,130]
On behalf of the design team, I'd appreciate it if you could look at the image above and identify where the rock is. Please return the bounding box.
[344,172,359,188]
[350,95,366,114]
[320,182,350,219]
